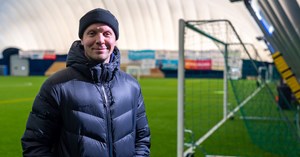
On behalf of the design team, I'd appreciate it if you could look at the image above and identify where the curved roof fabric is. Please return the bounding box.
[0,0,273,61]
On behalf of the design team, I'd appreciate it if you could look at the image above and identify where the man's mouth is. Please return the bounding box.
[94,47,107,50]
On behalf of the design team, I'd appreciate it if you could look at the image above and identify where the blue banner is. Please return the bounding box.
[156,59,178,70]
[128,50,155,60]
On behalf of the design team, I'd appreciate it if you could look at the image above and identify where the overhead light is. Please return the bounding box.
[256,36,265,41]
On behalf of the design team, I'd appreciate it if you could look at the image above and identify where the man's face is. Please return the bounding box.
[81,23,117,63]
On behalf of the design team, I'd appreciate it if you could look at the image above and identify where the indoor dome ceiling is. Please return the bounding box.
[0,0,272,61]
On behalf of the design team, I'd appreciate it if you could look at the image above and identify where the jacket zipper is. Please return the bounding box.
[101,85,113,157]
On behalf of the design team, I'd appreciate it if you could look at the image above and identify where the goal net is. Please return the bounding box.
[177,19,300,157]
[126,65,141,80]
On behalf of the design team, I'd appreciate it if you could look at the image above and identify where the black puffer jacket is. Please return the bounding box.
[21,41,151,157]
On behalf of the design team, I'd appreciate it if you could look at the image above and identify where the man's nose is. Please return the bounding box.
[96,33,105,44]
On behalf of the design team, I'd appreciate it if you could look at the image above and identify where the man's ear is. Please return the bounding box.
[78,40,84,49]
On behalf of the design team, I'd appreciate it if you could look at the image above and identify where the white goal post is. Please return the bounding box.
[176,18,260,157]
[177,19,230,157]
[126,65,141,80]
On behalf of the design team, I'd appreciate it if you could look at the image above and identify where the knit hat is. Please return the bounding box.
[78,8,119,40]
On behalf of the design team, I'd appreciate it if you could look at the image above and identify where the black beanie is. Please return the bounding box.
[78,8,119,40]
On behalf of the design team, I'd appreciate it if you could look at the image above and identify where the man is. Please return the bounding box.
[21,8,151,157]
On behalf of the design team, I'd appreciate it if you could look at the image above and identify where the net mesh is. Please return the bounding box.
[182,20,300,156]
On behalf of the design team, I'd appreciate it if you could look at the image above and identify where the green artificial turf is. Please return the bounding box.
[0,76,282,157]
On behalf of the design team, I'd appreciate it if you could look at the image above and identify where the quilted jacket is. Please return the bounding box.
[21,40,151,157]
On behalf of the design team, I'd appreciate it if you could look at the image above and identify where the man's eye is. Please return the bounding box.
[104,31,112,37]
[87,31,96,36]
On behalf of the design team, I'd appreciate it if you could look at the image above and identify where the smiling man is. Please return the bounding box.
[21,8,151,157]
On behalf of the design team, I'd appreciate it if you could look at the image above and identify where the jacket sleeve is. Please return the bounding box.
[135,89,151,157]
[21,80,61,157]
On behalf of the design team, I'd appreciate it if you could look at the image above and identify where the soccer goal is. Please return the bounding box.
[177,19,300,157]
[126,65,141,80]
[177,19,244,157]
